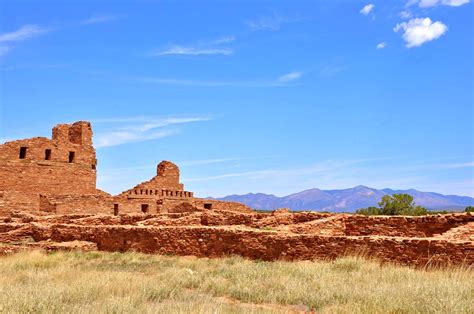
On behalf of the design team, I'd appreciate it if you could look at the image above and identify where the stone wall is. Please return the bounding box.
[46,194,113,215]
[0,121,97,196]
[344,214,474,237]
[1,191,41,214]
[30,223,474,267]
[0,121,252,216]
[2,211,473,266]
[120,161,185,196]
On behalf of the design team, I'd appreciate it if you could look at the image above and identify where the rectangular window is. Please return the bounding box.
[68,151,75,163]
[19,147,27,159]
[45,149,52,160]
[141,204,149,214]
[204,203,212,210]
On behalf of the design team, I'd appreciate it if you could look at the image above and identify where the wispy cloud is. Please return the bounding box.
[95,129,177,148]
[360,4,375,16]
[210,36,236,45]
[400,10,412,19]
[319,64,347,77]
[278,71,303,82]
[151,34,235,57]
[0,63,66,72]
[94,115,212,148]
[0,25,50,43]
[0,24,49,56]
[394,18,447,48]
[444,161,474,169]
[376,42,387,49]
[152,46,233,56]
[80,15,120,25]
[179,158,250,167]
[178,155,279,167]
[246,12,296,31]
[186,159,379,183]
[417,0,470,7]
[136,71,303,87]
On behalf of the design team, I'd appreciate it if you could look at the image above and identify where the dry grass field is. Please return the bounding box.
[0,250,472,313]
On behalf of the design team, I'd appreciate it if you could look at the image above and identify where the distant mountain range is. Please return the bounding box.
[214,186,474,212]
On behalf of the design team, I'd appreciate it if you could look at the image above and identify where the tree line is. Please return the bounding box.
[356,194,474,216]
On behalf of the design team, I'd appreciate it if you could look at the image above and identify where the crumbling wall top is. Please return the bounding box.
[52,121,93,147]
[157,161,180,178]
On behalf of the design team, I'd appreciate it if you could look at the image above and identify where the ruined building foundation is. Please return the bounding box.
[1,121,473,266]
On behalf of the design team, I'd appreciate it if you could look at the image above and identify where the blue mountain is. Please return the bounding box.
[215,186,474,212]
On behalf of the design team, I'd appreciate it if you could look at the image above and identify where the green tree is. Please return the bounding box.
[356,206,380,216]
[378,194,415,215]
[465,206,474,213]
[356,194,427,216]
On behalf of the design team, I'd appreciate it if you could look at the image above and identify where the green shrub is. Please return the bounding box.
[356,194,427,216]
[465,206,474,213]
[356,206,380,216]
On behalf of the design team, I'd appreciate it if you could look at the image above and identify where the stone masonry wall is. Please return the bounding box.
[0,121,98,196]
[31,223,474,267]
[121,161,184,196]
[343,214,474,237]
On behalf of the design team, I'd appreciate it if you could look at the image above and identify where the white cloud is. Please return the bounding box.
[0,25,49,43]
[95,129,177,148]
[415,0,470,7]
[400,10,412,19]
[94,116,211,148]
[137,71,304,87]
[419,0,439,6]
[152,35,235,57]
[210,36,236,45]
[320,64,347,76]
[0,25,50,57]
[277,71,303,82]
[186,159,382,183]
[376,42,387,49]
[179,155,278,167]
[80,15,120,25]
[152,46,233,56]
[442,0,471,6]
[444,161,474,169]
[394,18,447,48]
[246,13,294,31]
[360,4,375,15]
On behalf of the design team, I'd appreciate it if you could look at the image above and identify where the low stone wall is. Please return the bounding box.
[2,212,473,267]
[30,223,474,267]
[344,214,474,237]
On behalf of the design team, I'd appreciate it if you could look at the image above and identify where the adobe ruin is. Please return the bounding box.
[0,121,250,216]
[0,121,473,267]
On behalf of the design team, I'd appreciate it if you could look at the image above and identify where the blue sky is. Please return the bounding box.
[0,0,473,197]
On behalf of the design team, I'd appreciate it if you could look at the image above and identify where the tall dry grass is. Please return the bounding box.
[0,250,472,313]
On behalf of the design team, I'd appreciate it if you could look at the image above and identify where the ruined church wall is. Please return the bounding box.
[120,161,184,196]
[112,196,160,215]
[0,191,41,214]
[47,195,114,215]
[0,122,98,196]
[190,199,253,213]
